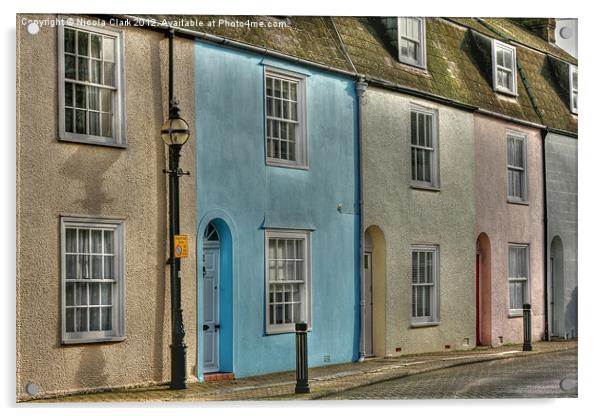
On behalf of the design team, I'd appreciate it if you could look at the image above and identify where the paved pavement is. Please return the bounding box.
[321,348,578,400]
[35,340,577,402]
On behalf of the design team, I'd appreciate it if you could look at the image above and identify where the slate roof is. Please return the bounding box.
[130,15,577,134]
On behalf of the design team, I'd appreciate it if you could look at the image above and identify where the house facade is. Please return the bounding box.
[16,14,199,400]
[194,39,360,378]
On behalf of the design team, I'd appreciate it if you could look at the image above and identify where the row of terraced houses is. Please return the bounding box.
[16,14,578,400]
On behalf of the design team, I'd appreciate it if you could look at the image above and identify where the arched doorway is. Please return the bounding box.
[550,236,564,338]
[476,233,492,346]
[200,219,233,376]
[364,226,385,357]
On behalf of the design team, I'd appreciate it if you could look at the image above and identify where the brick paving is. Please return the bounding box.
[322,348,577,399]
[34,340,576,402]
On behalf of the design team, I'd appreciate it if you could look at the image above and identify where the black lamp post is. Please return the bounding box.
[161,28,190,390]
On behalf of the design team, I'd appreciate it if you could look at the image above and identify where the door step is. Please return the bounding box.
[204,372,235,382]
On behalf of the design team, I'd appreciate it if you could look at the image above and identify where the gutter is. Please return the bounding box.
[542,129,549,340]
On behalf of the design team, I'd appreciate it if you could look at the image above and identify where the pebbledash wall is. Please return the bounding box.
[194,41,360,378]
[474,114,545,346]
[545,132,577,339]
[361,86,476,357]
[16,15,197,400]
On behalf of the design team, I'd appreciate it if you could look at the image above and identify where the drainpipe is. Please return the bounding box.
[355,78,368,361]
[542,129,550,340]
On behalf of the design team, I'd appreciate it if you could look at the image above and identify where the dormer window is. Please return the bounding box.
[492,40,517,95]
[397,17,426,68]
[570,65,578,113]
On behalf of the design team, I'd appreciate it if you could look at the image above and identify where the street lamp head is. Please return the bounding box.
[161,99,190,146]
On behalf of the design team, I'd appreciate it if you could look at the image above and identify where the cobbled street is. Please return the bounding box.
[321,348,577,400]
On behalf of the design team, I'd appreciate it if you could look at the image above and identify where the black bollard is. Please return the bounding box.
[295,322,310,394]
[522,303,532,351]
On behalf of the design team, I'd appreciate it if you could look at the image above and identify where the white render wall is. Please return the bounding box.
[361,86,476,356]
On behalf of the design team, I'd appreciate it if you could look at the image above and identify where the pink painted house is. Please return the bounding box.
[475,115,545,346]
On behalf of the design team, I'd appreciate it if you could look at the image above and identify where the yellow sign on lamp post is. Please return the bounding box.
[174,235,189,258]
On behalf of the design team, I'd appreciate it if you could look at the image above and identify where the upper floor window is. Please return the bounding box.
[397,17,426,68]
[58,20,126,147]
[265,229,311,334]
[570,65,578,114]
[508,244,530,314]
[264,68,307,169]
[61,216,125,343]
[507,132,528,202]
[492,40,517,95]
[411,245,439,325]
[410,106,439,188]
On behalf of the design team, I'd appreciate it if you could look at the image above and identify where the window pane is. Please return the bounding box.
[496,48,503,66]
[75,84,86,108]
[76,283,88,305]
[65,54,76,79]
[291,82,297,101]
[100,89,113,113]
[91,229,102,253]
[90,283,100,305]
[65,108,74,133]
[90,307,101,331]
[266,77,273,96]
[78,31,89,56]
[91,60,102,84]
[418,113,425,146]
[101,283,112,305]
[66,308,75,332]
[66,254,77,279]
[89,112,100,136]
[101,113,113,138]
[424,286,431,316]
[66,282,75,306]
[77,57,89,81]
[92,255,103,279]
[75,110,86,134]
[76,307,88,331]
[412,251,418,283]
[423,151,432,182]
[104,256,114,279]
[274,79,281,98]
[425,115,432,147]
[101,307,112,330]
[103,37,115,62]
[91,35,102,58]
[64,28,76,53]
[66,228,77,252]
[411,112,417,144]
[399,17,407,36]
[104,230,114,253]
[103,62,115,86]
[65,82,74,107]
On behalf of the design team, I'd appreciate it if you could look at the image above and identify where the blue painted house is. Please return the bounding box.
[194,39,360,379]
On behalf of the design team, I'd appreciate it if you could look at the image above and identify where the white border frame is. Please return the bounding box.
[60,215,126,344]
[492,39,518,96]
[57,15,127,147]
[264,229,312,335]
[397,17,427,69]
[263,66,308,170]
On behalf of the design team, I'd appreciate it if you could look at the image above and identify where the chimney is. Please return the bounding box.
[512,18,556,43]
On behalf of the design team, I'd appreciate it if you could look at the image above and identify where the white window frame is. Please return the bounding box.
[569,65,578,114]
[397,17,427,69]
[411,245,440,326]
[264,229,312,334]
[410,105,439,189]
[492,40,518,96]
[61,216,126,343]
[508,244,530,316]
[264,67,308,169]
[58,17,126,147]
[506,130,528,203]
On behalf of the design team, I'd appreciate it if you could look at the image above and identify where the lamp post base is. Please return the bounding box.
[170,343,187,390]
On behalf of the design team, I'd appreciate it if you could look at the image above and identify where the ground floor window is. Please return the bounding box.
[61,216,125,343]
[508,244,529,314]
[265,229,311,334]
[411,245,439,325]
